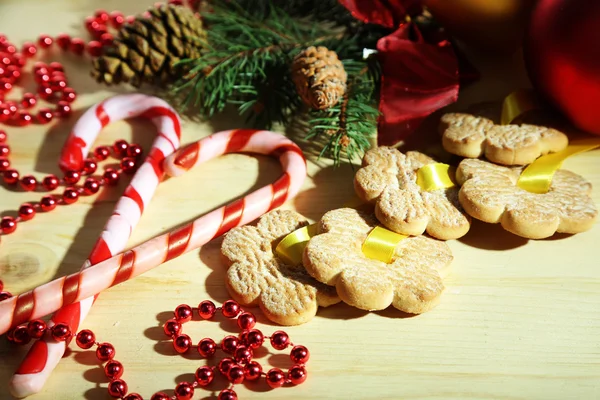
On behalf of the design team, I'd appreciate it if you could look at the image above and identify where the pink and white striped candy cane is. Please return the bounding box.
[9,94,181,398]
[0,129,306,336]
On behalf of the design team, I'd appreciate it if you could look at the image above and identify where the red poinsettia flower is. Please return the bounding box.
[339,0,461,146]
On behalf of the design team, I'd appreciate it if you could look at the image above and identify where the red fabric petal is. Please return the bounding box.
[338,0,421,28]
[376,24,459,146]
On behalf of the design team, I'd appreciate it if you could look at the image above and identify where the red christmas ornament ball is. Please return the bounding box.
[524,0,600,134]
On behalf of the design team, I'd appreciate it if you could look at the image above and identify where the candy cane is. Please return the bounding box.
[9,94,182,398]
[0,129,306,336]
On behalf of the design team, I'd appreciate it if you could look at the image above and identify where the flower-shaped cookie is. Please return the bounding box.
[440,113,569,166]
[303,208,453,314]
[456,158,598,239]
[221,210,340,326]
[354,146,471,240]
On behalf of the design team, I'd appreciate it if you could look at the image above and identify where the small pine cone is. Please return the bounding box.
[91,4,205,87]
[291,46,347,110]
[339,134,351,148]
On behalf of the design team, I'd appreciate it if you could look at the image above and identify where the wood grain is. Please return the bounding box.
[1,1,599,399]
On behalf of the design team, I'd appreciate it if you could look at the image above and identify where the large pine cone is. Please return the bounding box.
[291,46,347,110]
[91,4,205,87]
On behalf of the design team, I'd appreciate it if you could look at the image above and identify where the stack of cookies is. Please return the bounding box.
[219,106,598,326]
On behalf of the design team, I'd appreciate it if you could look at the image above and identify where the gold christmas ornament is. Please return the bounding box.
[291,46,347,110]
[91,4,205,87]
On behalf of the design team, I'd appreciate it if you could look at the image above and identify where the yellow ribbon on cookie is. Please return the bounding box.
[501,89,541,125]
[275,223,318,265]
[517,138,600,194]
[362,226,407,264]
[416,163,456,191]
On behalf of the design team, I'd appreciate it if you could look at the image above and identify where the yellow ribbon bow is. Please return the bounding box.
[416,163,456,191]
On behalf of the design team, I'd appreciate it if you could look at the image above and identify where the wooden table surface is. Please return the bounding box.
[1,1,599,399]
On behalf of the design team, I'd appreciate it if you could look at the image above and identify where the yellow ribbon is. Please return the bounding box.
[501,89,541,125]
[275,224,319,265]
[361,226,407,264]
[275,223,406,265]
[517,138,600,194]
[416,163,456,191]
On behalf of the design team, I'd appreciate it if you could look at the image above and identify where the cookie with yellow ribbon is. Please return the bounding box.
[440,113,568,166]
[303,208,453,314]
[354,147,471,240]
[221,209,340,326]
[456,158,598,239]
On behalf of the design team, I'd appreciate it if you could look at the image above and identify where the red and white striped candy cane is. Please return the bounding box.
[0,129,306,337]
[9,94,181,398]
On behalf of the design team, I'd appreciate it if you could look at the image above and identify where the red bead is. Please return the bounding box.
[96,342,116,361]
[104,360,124,379]
[5,65,21,82]
[237,312,256,330]
[69,38,85,55]
[243,361,262,381]
[100,33,114,47]
[62,188,79,204]
[107,379,128,398]
[56,34,71,50]
[76,329,96,349]
[14,110,33,127]
[288,364,307,385]
[123,394,143,400]
[221,300,240,318]
[21,93,37,108]
[42,175,60,190]
[163,319,182,337]
[150,393,170,400]
[174,304,193,323]
[238,330,249,346]
[40,195,57,211]
[290,345,310,364]
[174,382,194,400]
[94,146,110,161]
[13,54,25,68]
[194,366,215,386]
[92,25,108,40]
[38,86,53,100]
[51,323,72,341]
[0,291,12,301]
[82,178,101,195]
[120,157,136,174]
[82,159,97,175]
[2,45,16,54]
[87,41,103,57]
[18,203,36,221]
[0,104,11,122]
[95,9,110,23]
[0,144,9,156]
[84,16,98,31]
[173,334,192,354]
[12,326,31,345]
[221,335,239,354]
[270,331,290,350]
[218,357,235,375]
[1,216,17,234]
[55,101,72,118]
[63,170,80,185]
[102,168,120,186]
[20,175,37,191]
[218,389,238,400]
[197,337,216,357]
[126,144,143,158]
[37,108,54,124]
[266,367,286,388]
[125,15,136,25]
[0,130,6,142]
[33,62,48,73]
[246,329,264,349]
[3,169,19,184]
[198,300,216,319]
[227,364,245,384]
[38,35,53,48]
[112,139,129,158]
[21,42,37,57]
[0,157,10,171]
[233,345,253,364]
[27,319,47,339]
[51,77,67,91]
[110,11,125,28]
[49,62,64,72]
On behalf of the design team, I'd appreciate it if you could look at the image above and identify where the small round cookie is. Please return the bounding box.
[440,113,569,166]
[303,208,453,314]
[221,210,340,326]
[354,146,471,240]
[456,158,598,239]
